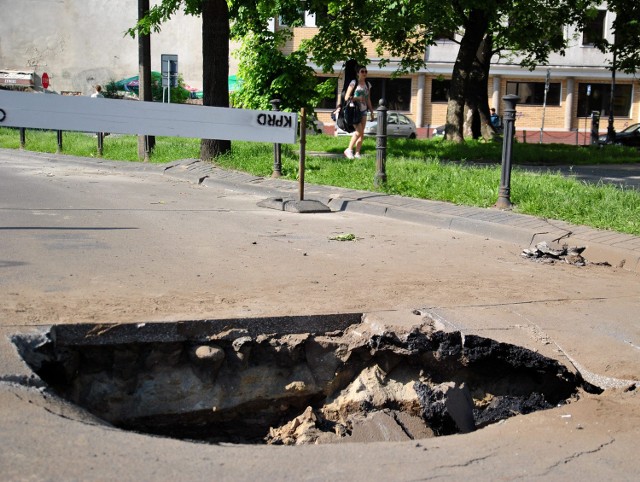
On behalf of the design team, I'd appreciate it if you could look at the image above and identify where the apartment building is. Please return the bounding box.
[284,9,639,142]
[1,2,636,142]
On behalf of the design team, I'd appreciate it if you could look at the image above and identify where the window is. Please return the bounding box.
[367,78,411,111]
[431,79,450,102]
[577,83,633,117]
[582,10,606,46]
[506,81,561,105]
[388,113,412,125]
[315,76,338,110]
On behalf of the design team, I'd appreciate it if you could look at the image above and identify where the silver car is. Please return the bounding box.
[335,112,417,138]
[364,112,417,139]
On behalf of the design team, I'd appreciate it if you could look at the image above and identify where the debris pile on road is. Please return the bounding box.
[522,241,589,266]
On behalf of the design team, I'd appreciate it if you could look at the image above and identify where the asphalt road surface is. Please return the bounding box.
[1,149,639,480]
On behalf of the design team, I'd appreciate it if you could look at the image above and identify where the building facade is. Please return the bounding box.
[0,0,234,96]
[285,9,639,141]
[1,2,637,142]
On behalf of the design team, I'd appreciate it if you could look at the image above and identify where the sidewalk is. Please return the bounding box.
[164,158,640,273]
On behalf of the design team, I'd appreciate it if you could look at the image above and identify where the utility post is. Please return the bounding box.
[606,48,617,144]
[591,111,601,146]
[137,0,155,161]
[539,69,550,144]
[299,107,306,201]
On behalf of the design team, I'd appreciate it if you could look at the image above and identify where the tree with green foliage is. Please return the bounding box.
[230,29,336,117]
[129,0,335,158]
[129,0,597,146]
[589,2,640,141]
[105,72,190,103]
[304,0,592,142]
[129,0,231,160]
[460,3,587,141]
[228,2,338,129]
[592,1,640,74]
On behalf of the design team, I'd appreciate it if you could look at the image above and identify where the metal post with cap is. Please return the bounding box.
[495,94,520,210]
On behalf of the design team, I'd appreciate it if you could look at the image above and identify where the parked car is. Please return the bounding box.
[335,111,417,138]
[365,112,417,138]
[598,123,640,148]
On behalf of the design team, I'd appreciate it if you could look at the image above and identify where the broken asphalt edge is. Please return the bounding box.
[164,158,640,274]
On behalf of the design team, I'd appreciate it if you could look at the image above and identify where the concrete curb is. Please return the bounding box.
[165,159,640,273]
[2,150,636,273]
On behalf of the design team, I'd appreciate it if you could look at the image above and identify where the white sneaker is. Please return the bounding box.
[354,152,362,159]
[344,149,355,159]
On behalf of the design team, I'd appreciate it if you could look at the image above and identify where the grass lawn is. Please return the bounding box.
[1,127,639,236]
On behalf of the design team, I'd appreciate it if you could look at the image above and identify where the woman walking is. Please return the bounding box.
[342,66,374,159]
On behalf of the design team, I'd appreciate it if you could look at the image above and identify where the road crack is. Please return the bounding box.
[534,437,616,477]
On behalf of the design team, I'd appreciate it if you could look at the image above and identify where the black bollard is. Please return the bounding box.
[270,99,282,178]
[19,128,25,149]
[374,99,388,187]
[56,130,63,153]
[495,94,520,210]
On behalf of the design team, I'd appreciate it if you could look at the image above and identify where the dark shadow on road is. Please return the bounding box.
[0,227,139,231]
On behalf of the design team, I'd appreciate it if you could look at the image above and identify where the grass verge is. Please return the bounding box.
[1,128,639,236]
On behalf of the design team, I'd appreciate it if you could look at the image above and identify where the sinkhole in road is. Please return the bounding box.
[14,313,600,445]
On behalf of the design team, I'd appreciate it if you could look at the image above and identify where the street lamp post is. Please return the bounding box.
[495,94,520,210]
[606,48,617,144]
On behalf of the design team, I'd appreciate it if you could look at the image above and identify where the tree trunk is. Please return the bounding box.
[137,0,155,160]
[445,72,466,143]
[200,0,231,160]
[445,9,490,143]
[465,34,495,141]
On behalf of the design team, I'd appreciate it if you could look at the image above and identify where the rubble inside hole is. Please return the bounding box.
[14,316,594,445]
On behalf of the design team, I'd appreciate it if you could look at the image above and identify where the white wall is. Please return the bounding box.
[0,0,238,94]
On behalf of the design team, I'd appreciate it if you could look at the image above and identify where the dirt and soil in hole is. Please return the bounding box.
[16,319,596,445]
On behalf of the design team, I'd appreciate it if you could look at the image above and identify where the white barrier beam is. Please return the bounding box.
[0,90,297,144]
